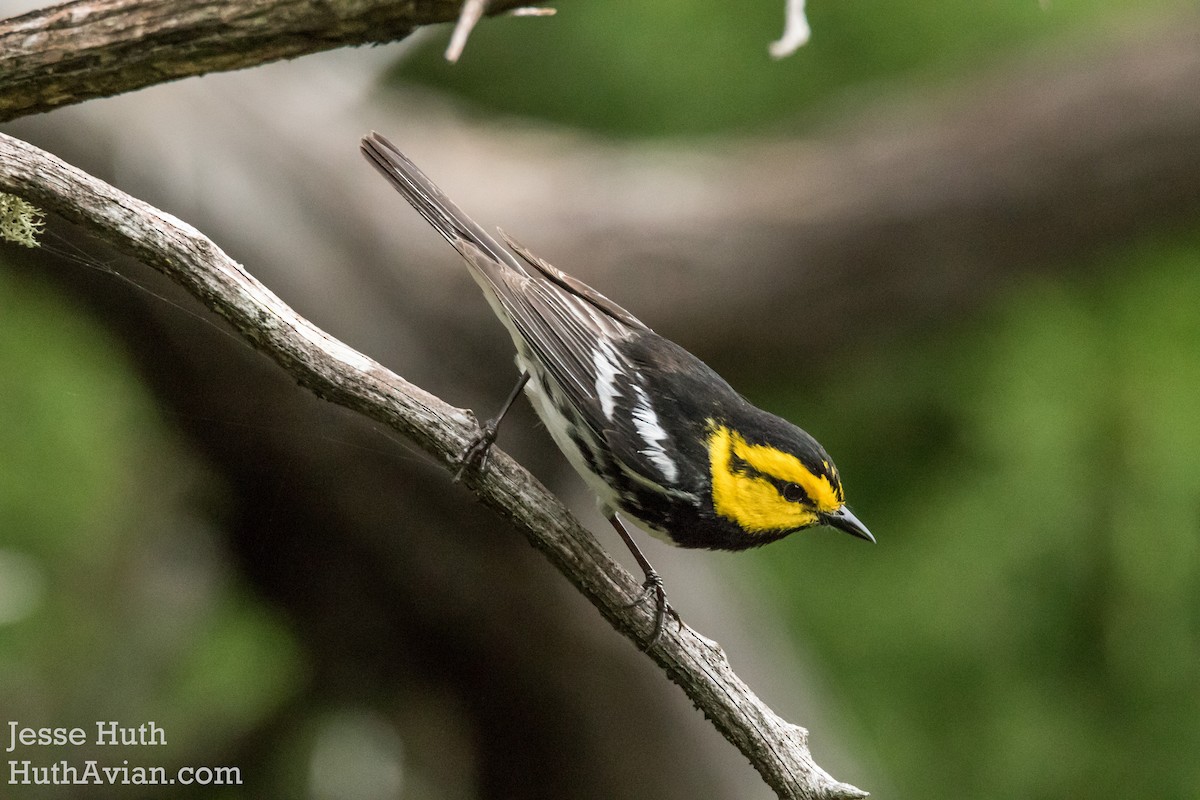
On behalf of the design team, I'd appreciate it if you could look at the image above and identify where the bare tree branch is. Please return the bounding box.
[0,131,868,800]
[0,0,528,122]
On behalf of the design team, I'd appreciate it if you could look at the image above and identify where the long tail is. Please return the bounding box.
[359,132,527,276]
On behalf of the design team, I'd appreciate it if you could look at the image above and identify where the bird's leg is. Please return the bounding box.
[455,371,530,481]
[610,515,675,650]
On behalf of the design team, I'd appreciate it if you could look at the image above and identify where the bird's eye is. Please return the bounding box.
[781,483,809,504]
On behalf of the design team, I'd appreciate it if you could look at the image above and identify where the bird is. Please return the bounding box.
[360,132,874,648]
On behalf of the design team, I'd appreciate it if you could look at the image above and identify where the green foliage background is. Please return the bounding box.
[396,0,1175,138]
[758,234,1200,798]
[2,0,1197,797]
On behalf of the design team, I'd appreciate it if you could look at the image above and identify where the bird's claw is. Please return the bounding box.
[622,570,677,650]
[453,419,499,482]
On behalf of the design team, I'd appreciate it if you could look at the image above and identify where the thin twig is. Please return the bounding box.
[770,0,810,58]
[445,0,487,62]
[0,132,867,800]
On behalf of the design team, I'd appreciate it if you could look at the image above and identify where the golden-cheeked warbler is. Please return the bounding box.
[361,133,874,647]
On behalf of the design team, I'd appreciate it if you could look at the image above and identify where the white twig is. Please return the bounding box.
[445,0,487,63]
[769,0,811,59]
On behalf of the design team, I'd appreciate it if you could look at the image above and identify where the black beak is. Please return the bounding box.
[821,506,875,543]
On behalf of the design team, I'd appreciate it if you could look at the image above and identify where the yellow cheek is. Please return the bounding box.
[710,467,820,534]
[731,438,843,512]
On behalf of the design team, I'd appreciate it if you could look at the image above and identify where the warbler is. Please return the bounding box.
[361,132,873,647]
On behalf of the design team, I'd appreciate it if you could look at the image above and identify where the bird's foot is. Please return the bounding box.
[453,419,499,482]
[621,569,678,650]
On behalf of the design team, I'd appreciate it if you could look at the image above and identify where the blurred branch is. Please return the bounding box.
[417,14,1200,366]
[0,0,530,122]
[0,131,868,800]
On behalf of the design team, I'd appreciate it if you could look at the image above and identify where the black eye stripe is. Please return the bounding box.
[726,448,815,505]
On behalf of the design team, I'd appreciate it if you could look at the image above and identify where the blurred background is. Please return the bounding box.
[2,0,1199,798]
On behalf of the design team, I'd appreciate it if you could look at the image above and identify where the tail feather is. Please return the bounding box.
[359,132,527,276]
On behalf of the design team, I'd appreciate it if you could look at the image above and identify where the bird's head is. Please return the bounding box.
[705,420,874,543]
